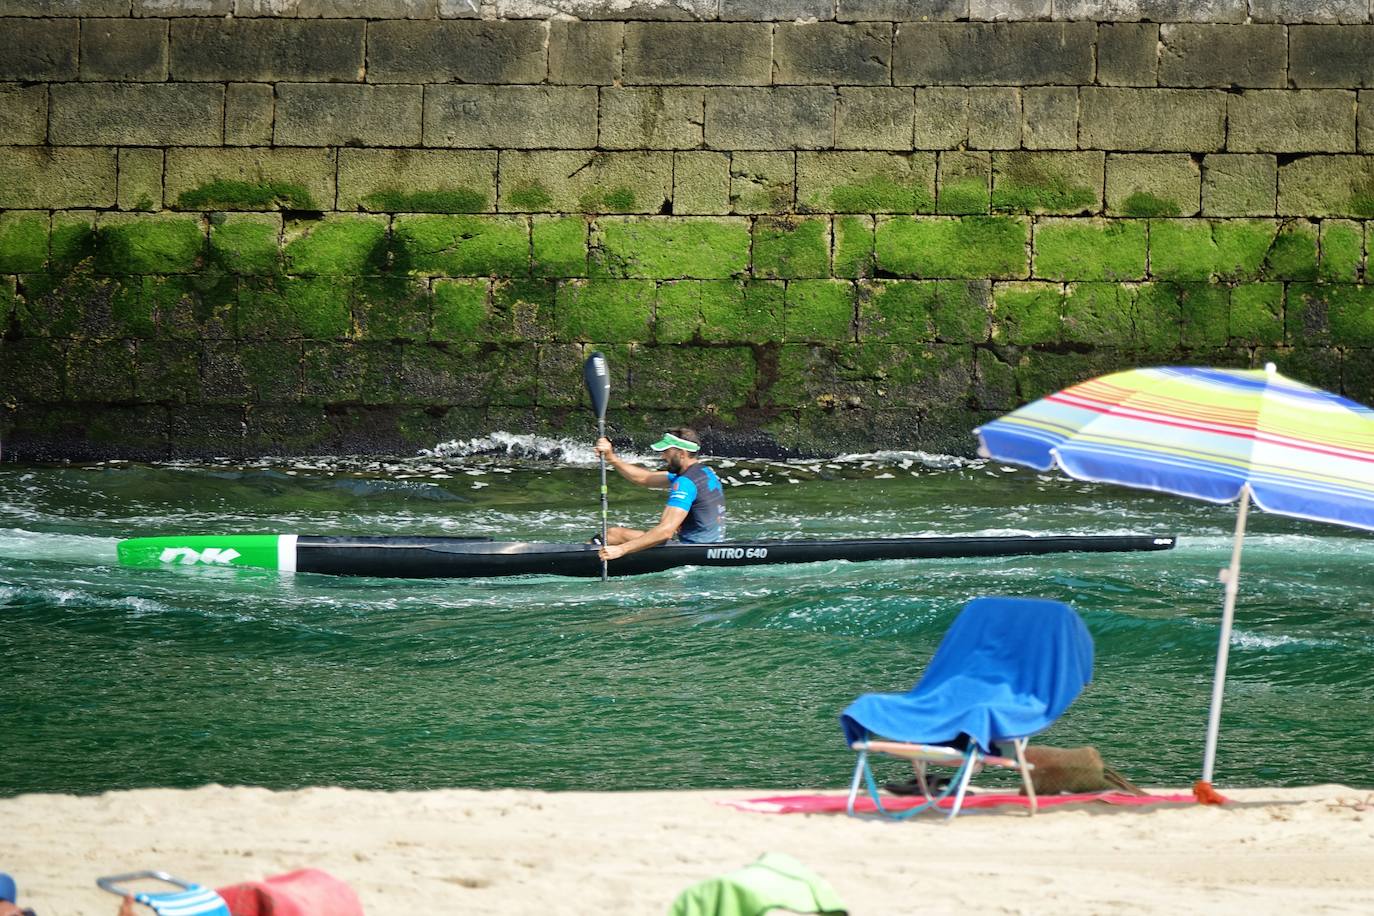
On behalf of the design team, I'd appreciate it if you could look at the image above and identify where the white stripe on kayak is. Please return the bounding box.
[278,534,298,572]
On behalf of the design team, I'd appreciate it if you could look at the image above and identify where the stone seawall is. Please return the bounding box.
[2,1,1372,459]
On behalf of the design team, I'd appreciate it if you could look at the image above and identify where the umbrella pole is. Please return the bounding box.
[1200,483,1251,792]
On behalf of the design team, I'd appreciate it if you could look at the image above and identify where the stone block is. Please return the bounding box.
[339,149,495,214]
[753,217,830,280]
[51,84,223,146]
[276,84,422,147]
[937,151,990,215]
[532,217,588,278]
[239,0,435,15]
[599,88,704,150]
[0,212,47,273]
[992,152,1103,215]
[1081,88,1226,152]
[838,0,965,20]
[0,147,116,209]
[629,344,755,414]
[366,20,545,84]
[1,338,66,404]
[299,341,404,404]
[239,276,351,339]
[730,152,795,213]
[1097,22,1158,88]
[913,87,968,149]
[673,152,730,215]
[1022,87,1077,151]
[1288,282,1374,347]
[1062,283,1137,347]
[2,0,125,13]
[400,342,537,407]
[431,279,500,343]
[1148,218,1277,281]
[283,214,388,277]
[991,280,1062,345]
[492,279,560,343]
[1248,0,1368,22]
[970,0,1049,18]
[1055,1,1245,21]
[1319,219,1365,281]
[1290,25,1374,88]
[837,88,913,151]
[80,18,168,81]
[592,216,750,279]
[1034,218,1147,281]
[773,22,891,86]
[209,212,282,276]
[350,278,431,343]
[0,18,76,81]
[136,0,232,13]
[967,88,1020,150]
[146,274,237,342]
[135,339,203,404]
[0,84,47,145]
[893,22,1094,86]
[167,148,335,212]
[1361,90,1374,152]
[170,19,364,82]
[1159,24,1285,88]
[1106,153,1200,217]
[394,215,529,277]
[556,279,655,342]
[118,148,164,212]
[500,151,673,215]
[1170,282,1229,347]
[624,23,771,86]
[68,341,136,401]
[875,215,1028,279]
[1264,219,1319,280]
[1228,90,1357,154]
[721,0,835,19]
[225,83,274,147]
[705,88,835,150]
[95,212,207,275]
[1279,155,1374,217]
[797,152,936,214]
[425,86,598,149]
[486,0,713,22]
[834,216,875,279]
[1202,154,1276,216]
[784,280,856,343]
[549,21,622,85]
[858,280,936,343]
[655,280,783,344]
[47,210,98,271]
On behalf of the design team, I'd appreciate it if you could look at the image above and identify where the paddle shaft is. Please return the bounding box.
[597,415,609,582]
[583,352,612,583]
[1201,483,1250,785]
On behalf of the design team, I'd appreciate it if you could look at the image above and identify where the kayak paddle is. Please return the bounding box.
[583,351,611,581]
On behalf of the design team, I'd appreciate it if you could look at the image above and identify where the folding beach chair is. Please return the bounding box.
[840,596,1094,820]
[97,872,230,916]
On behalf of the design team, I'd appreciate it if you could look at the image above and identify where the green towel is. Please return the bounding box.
[668,852,848,916]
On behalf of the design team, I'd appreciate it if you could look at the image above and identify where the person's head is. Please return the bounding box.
[650,427,701,474]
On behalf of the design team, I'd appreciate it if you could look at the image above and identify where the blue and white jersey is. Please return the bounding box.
[665,464,725,543]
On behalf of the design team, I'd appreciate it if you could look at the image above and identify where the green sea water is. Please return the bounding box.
[2,434,1372,797]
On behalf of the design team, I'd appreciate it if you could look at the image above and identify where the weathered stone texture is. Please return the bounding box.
[773,23,891,86]
[835,88,912,151]
[1203,154,1277,216]
[624,23,771,86]
[1361,91,1374,152]
[1022,87,1077,150]
[1227,90,1357,153]
[2,149,113,212]
[338,149,496,213]
[705,88,835,150]
[1106,153,1200,216]
[1249,1,1370,24]
[1096,22,1159,87]
[500,151,673,214]
[1081,88,1226,151]
[170,19,365,82]
[366,21,546,84]
[81,19,169,82]
[137,0,234,14]
[893,23,1094,86]
[992,151,1103,215]
[236,0,434,15]
[838,0,966,20]
[51,84,224,146]
[968,88,1021,150]
[913,88,968,149]
[0,18,77,81]
[797,151,936,214]
[673,151,731,215]
[1055,1,1246,22]
[225,83,274,147]
[1278,155,1374,217]
[730,152,795,213]
[425,86,599,148]
[720,0,835,19]
[549,21,622,85]
[1159,25,1286,88]
[1290,26,1374,88]
[118,148,164,212]
[971,0,1051,19]
[165,148,337,212]
[0,84,47,145]
[275,84,422,147]
[599,88,704,150]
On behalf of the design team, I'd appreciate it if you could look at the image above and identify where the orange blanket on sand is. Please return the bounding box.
[723,791,1208,814]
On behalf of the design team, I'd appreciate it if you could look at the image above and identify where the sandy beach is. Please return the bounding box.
[4,784,1373,914]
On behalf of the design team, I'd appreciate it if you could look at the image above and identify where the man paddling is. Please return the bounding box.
[593,428,726,561]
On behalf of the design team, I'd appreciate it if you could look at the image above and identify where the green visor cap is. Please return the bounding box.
[650,433,700,453]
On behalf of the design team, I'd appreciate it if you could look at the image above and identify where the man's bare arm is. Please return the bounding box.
[595,437,670,488]
[599,506,687,560]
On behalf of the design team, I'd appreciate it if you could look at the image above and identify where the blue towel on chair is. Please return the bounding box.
[841,597,1093,753]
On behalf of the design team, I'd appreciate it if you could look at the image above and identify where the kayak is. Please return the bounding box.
[116,533,1177,580]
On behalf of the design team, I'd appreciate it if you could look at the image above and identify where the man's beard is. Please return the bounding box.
[666,455,684,474]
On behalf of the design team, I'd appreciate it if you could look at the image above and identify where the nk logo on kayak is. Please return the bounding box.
[159,547,241,565]
[705,547,768,560]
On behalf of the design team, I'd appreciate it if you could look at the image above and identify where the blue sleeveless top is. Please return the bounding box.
[665,464,725,543]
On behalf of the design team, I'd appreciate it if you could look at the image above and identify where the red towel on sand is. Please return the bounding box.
[723,791,1205,814]
[216,869,363,916]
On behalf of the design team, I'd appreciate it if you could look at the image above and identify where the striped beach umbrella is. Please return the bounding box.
[974,364,1374,800]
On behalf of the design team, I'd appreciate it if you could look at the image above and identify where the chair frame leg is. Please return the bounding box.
[1012,737,1037,816]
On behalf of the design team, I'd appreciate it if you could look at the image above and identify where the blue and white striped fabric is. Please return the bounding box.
[133,885,230,916]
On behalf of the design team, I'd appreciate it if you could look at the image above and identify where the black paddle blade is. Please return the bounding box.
[583,351,611,420]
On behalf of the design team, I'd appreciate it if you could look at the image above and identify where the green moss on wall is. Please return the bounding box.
[578,186,638,214]
[1063,283,1135,346]
[95,217,205,275]
[1166,282,1229,348]
[753,218,829,280]
[931,281,992,343]
[179,180,318,212]
[507,183,554,211]
[833,217,874,279]
[239,277,352,339]
[354,276,430,341]
[1230,282,1284,346]
[1263,221,1318,281]
[491,280,556,342]
[859,280,937,343]
[1034,219,1146,282]
[362,188,487,214]
[1121,192,1181,217]
[592,218,750,280]
[144,275,236,340]
[1320,221,1364,282]
[938,179,991,215]
[1292,283,1374,347]
[432,278,490,342]
[0,213,48,273]
[784,280,855,342]
[992,281,1062,345]
[1150,219,1276,282]
[992,156,1097,215]
[556,279,654,342]
[875,216,1028,280]
[49,215,98,271]
[394,215,529,278]
[209,215,281,276]
[532,217,588,278]
[284,216,388,277]
[828,177,934,214]
[657,279,784,344]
